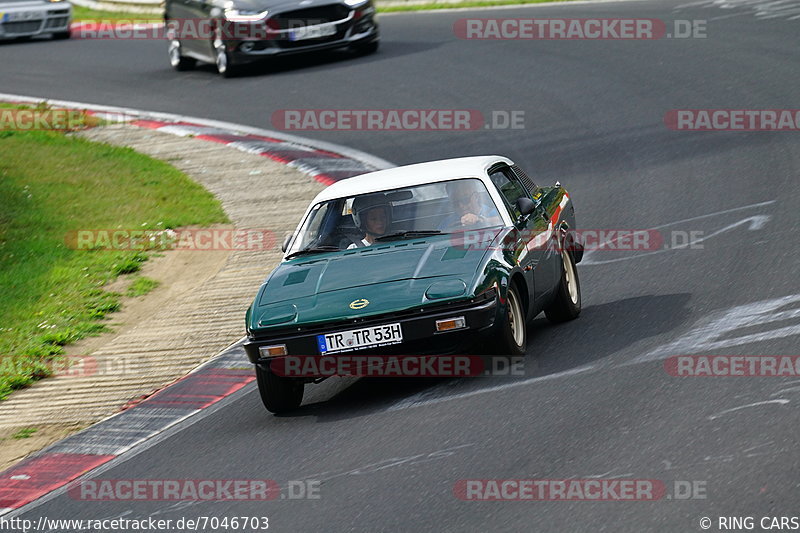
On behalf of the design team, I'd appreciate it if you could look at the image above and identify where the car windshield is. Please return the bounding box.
[285,178,503,257]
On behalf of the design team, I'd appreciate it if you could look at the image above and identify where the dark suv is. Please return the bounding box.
[165,0,379,77]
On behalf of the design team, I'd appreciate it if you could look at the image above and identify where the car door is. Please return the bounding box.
[487,164,552,314]
[180,0,214,57]
[167,0,196,50]
[511,164,561,303]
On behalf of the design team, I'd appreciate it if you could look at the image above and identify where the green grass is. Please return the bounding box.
[11,428,38,439]
[378,0,579,12]
[69,0,578,21]
[126,276,161,297]
[0,105,228,400]
[71,5,161,22]
[0,101,103,130]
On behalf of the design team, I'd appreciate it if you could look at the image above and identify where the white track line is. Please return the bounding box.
[389,363,597,410]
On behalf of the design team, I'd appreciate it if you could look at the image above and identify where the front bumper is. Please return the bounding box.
[244,295,500,365]
[0,3,71,38]
[223,9,378,64]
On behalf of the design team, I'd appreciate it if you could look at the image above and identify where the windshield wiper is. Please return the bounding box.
[285,245,340,260]
[374,230,443,242]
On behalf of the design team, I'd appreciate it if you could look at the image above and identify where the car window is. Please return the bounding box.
[489,167,529,219]
[288,200,340,253]
[286,178,503,255]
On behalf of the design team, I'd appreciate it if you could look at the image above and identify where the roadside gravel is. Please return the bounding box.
[0,125,324,469]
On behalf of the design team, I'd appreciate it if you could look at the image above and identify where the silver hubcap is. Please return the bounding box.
[507,289,524,348]
[564,252,578,304]
[214,35,227,73]
[168,40,181,66]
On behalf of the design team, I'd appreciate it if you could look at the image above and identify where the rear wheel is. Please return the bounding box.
[168,38,195,71]
[544,250,582,323]
[255,364,304,413]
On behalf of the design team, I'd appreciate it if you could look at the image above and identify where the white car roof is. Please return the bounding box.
[311,155,514,203]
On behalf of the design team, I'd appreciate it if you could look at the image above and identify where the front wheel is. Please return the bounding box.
[214,34,239,77]
[52,29,71,40]
[544,250,582,323]
[255,364,304,413]
[352,40,379,55]
[495,283,526,356]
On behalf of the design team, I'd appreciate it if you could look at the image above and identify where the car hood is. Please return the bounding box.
[251,233,497,329]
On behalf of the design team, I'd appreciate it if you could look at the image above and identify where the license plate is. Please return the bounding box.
[317,323,403,354]
[289,24,336,41]
[5,11,41,22]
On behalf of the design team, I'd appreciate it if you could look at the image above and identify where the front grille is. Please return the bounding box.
[45,17,69,28]
[251,294,494,340]
[2,21,43,34]
[248,40,272,51]
[272,4,349,29]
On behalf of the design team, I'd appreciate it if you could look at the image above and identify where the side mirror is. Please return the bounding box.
[281,234,292,253]
[516,197,536,218]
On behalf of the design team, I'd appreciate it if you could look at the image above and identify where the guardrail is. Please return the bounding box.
[69,0,454,15]
[70,0,163,14]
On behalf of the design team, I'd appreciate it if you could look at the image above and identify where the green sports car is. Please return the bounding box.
[244,155,583,412]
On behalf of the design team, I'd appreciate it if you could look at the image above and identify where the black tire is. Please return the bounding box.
[495,283,526,356]
[352,40,379,55]
[214,34,239,78]
[544,249,582,323]
[52,29,71,40]
[255,364,303,413]
[168,38,195,71]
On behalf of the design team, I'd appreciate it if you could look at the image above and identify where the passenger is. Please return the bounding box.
[348,193,391,248]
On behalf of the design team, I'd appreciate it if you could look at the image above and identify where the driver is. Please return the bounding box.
[348,193,392,248]
[439,180,502,230]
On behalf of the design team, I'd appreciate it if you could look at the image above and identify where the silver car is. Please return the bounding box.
[0,0,71,40]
